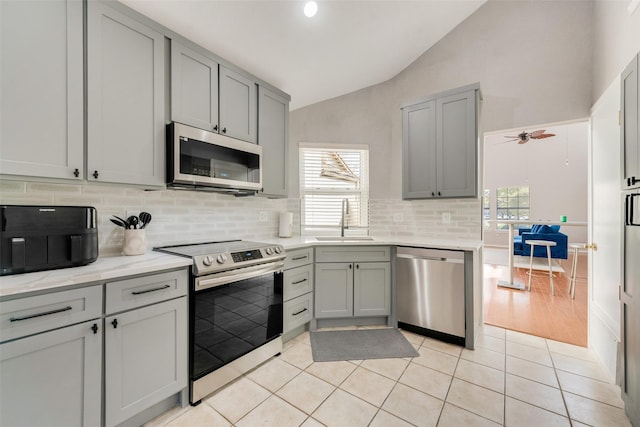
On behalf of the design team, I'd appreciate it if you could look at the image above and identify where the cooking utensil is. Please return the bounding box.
[139,212,152,229]
[110,218,127,228]
[127,216,139,230]
[113,215,129,228]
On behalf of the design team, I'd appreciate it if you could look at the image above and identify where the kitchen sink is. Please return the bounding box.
[314,236,375,242]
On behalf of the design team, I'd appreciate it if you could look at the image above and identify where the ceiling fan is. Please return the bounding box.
[504,130,556,144]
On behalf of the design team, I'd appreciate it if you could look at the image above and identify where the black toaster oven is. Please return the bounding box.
[0,205,98,276]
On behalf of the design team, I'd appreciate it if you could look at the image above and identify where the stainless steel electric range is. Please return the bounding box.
[155,240,285,405]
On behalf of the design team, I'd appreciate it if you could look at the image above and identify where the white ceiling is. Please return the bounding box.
[120,0,486,110]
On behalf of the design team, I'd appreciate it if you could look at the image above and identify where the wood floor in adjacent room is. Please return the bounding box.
[483,248,588,347]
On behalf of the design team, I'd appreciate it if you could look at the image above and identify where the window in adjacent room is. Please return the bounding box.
[483,189,491,230]
[496,186,530,230]
[299,144,369,234]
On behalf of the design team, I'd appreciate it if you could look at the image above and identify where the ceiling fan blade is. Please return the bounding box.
[529,130,545,137]
[504,136,520,139]
[531,133,556,139]
[517,139,529,144]
[502,138,520,143]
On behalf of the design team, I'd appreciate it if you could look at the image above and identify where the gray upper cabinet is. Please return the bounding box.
[87,1,165,187]
[258,86,290,197]
[219,66,258,143]
[171,41,219,133]
[0,0,84,180]
[402,84,480,199]
[170,42,258,144]
[622,53,640,189]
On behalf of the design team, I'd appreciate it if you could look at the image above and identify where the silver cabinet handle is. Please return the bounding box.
[10,306,72,322]
[292,255,308,261]
[131,284,171,295]
[292,307,308,316]
[291,278,308,285]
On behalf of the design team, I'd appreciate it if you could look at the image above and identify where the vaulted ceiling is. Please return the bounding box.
[121,0,486,110]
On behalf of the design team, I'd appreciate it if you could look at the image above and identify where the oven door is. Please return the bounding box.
[190,263,283,383]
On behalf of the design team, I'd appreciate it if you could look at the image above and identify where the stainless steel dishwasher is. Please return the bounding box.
[396,247,465,345]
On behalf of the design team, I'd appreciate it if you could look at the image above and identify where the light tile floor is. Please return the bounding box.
[145,325,632,427]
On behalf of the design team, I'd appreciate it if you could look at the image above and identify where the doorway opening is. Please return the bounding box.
[481,120,589,346]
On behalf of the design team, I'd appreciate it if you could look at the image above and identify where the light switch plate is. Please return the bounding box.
[259,211,268,222]
[393,213,403,223]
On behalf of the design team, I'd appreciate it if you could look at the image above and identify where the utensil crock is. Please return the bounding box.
[123,229,146,256]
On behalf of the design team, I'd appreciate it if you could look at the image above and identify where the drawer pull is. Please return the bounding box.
[9,305,72,322]
[292,307,308,316]
[131,284,171,295]
[292,278,308,285]
[291,255,308,261]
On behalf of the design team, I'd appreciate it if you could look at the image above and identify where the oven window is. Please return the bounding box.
[192,272,283,379]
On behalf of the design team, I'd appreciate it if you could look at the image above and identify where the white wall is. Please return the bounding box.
[589,0,640,382]
[483,121,589,247]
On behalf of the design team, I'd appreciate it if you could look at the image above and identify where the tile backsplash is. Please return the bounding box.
[0,180,481,256]
[369,198,482,241]
[0,180,293,256]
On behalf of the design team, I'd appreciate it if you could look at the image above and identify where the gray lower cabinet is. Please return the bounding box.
[104,269,188,427]
[0,321,102,427]
[0,285,103,427]
[315,246,391,319]
[0,0,84,180]
[87,1,165,186]
[258,86,290,197]
[283,248,314,334]
[402,83,480,199]
[622,53,640,189]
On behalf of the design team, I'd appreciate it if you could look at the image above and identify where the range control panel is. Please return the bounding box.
[231,250,264,262]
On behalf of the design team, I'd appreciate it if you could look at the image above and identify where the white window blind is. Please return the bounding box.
[299,145,369,233]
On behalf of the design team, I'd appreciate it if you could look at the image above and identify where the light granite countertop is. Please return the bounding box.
[0,236,482,299]
[0,252,192,300]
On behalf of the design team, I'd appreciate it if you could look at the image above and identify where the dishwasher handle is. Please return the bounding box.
[396,253,464,264]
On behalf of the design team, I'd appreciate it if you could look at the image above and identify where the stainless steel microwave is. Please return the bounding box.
[166,122,262,194]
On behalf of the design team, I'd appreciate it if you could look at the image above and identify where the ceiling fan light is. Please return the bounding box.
[304,1,318,17]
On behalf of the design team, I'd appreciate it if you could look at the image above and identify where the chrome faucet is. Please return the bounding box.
[340,198,349,237]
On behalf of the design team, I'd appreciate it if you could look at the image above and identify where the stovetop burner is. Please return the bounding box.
[154,240,285,276]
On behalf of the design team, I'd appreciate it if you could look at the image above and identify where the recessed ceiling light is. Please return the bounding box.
[304,1,318,18]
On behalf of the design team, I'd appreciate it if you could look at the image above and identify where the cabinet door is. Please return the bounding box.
[621,55,639,189]
[105,297,187,427]
[171,41,219,133]
[0,0,83,180]
[402,101,437,199]
[315,263,353,318]
[353,262,391,317]
[436,89,477,198]
[87,2,165,186]
[0,321,101,427]
[219,66,257,143]
[258,86,289,197]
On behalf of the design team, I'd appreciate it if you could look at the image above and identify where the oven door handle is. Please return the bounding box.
[195,261,285,291]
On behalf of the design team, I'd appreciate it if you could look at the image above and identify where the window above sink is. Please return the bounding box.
[299,143,370,236]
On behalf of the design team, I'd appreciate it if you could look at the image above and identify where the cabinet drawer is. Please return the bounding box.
[284,264,313,301]
[105,269,188,314]
[284,247,314,270]
[283,293,313,333]
[315,246,390,263]
[0,285,102,342]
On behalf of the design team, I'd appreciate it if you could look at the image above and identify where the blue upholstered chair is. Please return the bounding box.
[513,225,568,259]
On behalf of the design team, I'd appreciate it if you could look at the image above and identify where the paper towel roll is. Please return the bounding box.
[279,212,293,237]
